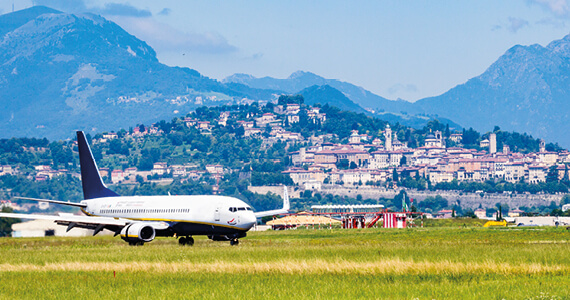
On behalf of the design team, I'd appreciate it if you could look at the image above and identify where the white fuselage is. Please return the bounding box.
[81,195,257,232]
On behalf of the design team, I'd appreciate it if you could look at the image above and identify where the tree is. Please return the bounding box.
[417,195,448,212]
[393,190,407,210]
[462,127,480,146]
[546,165,559,183]
[336,159,349,169]
[562,165,570,187]
[399,156,407,166]
[561,195,570,207]
[0,207,19,237]
[392,168,399,182]
[278,94,304,105]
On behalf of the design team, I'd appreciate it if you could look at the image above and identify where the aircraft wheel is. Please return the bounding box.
[187,237,194,246]
[179,237,187,246]
[230,239,239,246]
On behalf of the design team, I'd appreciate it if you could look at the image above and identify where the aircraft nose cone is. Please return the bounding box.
[245,213,257,228]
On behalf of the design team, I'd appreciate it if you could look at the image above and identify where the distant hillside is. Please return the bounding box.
[224,71,416,112]
[297,85,462,131]
[224,33,570,148]
[414,34,570,147]
[0,6,273,140]
[299,85,366,113]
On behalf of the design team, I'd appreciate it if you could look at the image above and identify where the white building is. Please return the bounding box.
[12,219,112,237]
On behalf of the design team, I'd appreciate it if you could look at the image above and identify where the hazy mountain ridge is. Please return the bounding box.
[414,34,570,147]
[228,34,570,147]
[223,71,416,112]
[4,6,570,147]
[298,85,367,113]
[0,6,457,140]
[0,7,273,140]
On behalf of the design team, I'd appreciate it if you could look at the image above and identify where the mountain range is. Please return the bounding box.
[2,6,570,148]
[0,6,463,140]
[0,6,278,140]
[225,36,570,148]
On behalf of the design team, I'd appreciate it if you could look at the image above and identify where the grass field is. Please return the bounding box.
[1,225,570,299]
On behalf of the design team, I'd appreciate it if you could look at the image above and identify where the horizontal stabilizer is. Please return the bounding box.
[0,212,171,231]
[0,212,127,226]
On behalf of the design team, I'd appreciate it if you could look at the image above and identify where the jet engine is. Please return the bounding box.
[120,222,156,245]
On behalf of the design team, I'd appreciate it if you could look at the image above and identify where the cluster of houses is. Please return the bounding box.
[183,103,327,142]
[104,163,227,184]
[27,162,227,185]
[5,101,570,196]
[284,125,570,189]
[3,103,329,185]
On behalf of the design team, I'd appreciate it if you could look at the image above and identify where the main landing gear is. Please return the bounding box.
[178,236,194,246]
[230,238,239,246]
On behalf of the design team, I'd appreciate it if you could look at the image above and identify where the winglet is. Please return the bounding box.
[77,131,119,199]
[253,185,290,218]
[283,185,290,211]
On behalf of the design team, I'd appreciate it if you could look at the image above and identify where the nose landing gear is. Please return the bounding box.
[230,239,239,246]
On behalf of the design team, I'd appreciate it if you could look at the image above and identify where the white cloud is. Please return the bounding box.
[91,3,151,17]
[34,0,88,13]
[34,0,151,17]
[492,17,530,33]
[507,17,529,33]
[158,8,171,16]
[536,17,567,27]
[112,17,237,54]
[530,0,570,17]
[251,53,263,60]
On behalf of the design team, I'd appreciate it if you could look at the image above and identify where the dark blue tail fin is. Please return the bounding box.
[77,131,119,200]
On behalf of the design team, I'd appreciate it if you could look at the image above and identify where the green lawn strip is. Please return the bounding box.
[0,227,569,298]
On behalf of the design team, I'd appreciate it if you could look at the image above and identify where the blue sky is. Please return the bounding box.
[2,0,570,101]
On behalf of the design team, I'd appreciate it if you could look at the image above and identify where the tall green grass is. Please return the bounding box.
[0,227,569,299]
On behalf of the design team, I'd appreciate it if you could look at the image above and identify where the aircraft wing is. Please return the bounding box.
[254,208,289,218]
[0,212,169,235]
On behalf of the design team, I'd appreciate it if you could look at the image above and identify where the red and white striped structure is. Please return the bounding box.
[383,213,407,228]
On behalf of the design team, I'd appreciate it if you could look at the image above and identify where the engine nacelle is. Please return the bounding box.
[120,222,156,243]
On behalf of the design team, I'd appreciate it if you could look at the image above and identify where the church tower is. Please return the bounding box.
[384,125,392,151]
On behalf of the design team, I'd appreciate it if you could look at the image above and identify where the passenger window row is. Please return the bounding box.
[101,208,191,214]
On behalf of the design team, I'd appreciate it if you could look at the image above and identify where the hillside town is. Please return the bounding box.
[1,101,568,197]
[285,125,570,190]
[0,102,327,186]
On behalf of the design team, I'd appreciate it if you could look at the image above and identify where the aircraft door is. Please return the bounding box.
[214,205,220,221]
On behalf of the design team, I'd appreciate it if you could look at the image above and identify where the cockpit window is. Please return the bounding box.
[238,207,246,211]
[229,207,237,212]
[246,207,252,211]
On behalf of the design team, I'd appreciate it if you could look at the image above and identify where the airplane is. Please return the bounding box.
[0,131,289,246]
